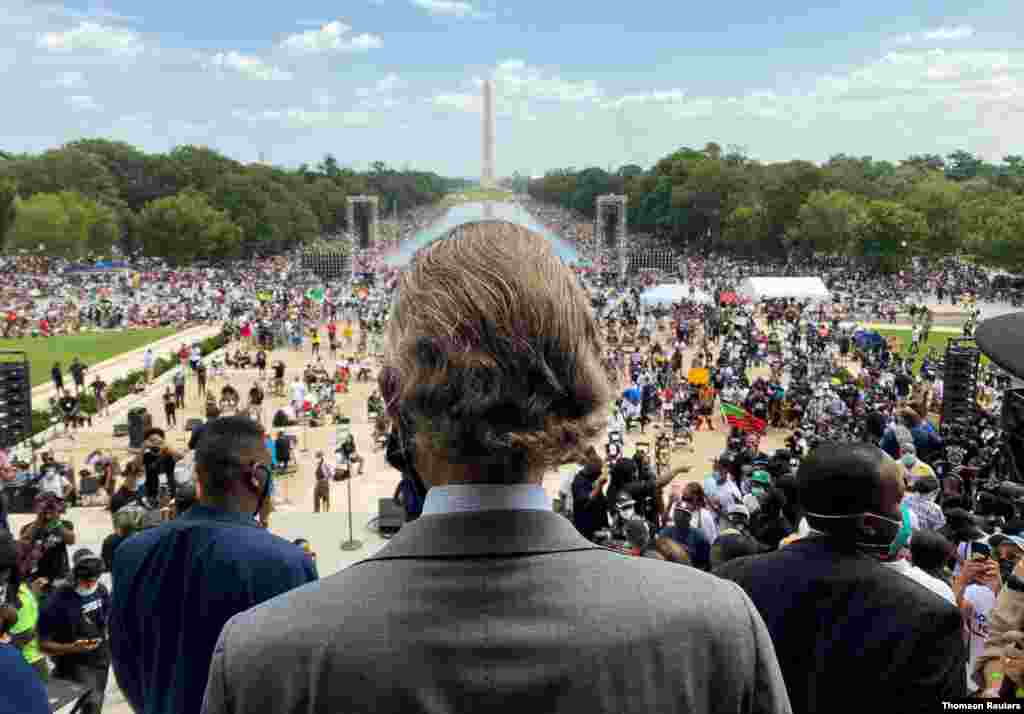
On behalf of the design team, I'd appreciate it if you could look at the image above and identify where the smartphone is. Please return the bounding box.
[970,541,992,561]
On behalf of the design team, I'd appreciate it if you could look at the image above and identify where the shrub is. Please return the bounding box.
[24,332,228,442]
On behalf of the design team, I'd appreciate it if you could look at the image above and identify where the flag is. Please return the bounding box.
[721,402,766,433]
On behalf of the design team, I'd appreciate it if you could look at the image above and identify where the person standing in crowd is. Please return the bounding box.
[38,549,110,714]
[174,369,186,409]
[710,504,762,569]
[717,443,966,711]
[570,448,609,542]
[19,493,75,604]
[655,507,712,570]
[69,357,87,396]
[143,348,154,385]
[111,416,317,714]
[0,603,50,714]
[275,430,291,472]
[91,375,109,417]
[200,222,790,714]
[141,428,181,508]
[1,533,49,681]
[313,451,331,512]
[51,362,64,397]
[163,386,177,427]
[196,361,208,397]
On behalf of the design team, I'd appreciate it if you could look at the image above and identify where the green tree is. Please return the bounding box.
[7,193,70,256]
[6,191,117,258]
[0,178,16,248]
[904,177,964,257]
[854,199,928,272]
[787,190,865,256]
[136,189,242,264]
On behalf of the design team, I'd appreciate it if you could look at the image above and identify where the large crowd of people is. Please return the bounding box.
[2,203,1024,713]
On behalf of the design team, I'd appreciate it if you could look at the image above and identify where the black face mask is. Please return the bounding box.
[385,422,428,506]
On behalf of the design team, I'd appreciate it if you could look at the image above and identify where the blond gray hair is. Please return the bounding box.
[385,220,610,483]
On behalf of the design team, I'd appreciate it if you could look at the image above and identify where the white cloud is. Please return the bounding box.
[234,108,373,129]
[431,92,478,112]
[209,51,292,81]
[493,61,603,103]
[67,94,100,112]
[38,22,143,55]
[411,0,490,19]
[894,25,975,45]
[43,71,86,89]
[602,89,686,109]
[279,20,382,55]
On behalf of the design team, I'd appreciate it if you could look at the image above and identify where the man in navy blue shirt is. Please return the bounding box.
[0,605,49,714]
[109,416,318,714]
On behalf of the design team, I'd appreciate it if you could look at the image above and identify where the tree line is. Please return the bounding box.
[527,143,1024,273]
[0,140,471,264]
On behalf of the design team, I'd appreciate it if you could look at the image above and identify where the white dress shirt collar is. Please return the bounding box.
[421,484,552,517]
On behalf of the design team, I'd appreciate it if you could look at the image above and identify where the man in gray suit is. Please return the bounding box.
[201,221,791,714]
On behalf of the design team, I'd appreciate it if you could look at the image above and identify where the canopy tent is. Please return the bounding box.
[639,283,712,307]
[738,276,831,303]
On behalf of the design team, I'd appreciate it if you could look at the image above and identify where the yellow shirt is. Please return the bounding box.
[11,583,43,664]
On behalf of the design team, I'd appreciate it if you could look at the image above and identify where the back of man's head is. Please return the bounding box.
[195,416,267,505]
[796,442,895,540]
[381,221,610,485]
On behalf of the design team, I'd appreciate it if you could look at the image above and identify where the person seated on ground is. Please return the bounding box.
[108,462,142,525]
[248,382,264,410]
[338,434,365,476]
[220,385,239,407]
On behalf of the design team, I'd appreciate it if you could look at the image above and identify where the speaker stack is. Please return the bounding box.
[942,337,982,427]
[0,352,31,449]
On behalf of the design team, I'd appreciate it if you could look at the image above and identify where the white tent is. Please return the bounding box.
[640,283,713,306]
[738,276,831,303]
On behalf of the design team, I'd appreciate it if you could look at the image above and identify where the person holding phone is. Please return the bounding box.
[37,549,109,714]
[955,539,1002,695]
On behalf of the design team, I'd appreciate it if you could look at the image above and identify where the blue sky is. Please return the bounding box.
[3,0,1024,178]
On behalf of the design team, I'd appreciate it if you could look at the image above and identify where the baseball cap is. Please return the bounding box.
[990,534,1024,552]
[72,549,104,579]
[751,471,772,486]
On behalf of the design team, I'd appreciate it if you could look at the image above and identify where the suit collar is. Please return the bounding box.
[363,510,604,560]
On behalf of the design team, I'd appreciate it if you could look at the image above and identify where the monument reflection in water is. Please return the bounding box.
[383,201,581,267]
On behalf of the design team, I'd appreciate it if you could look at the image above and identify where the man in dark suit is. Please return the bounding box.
[716,443,966,714]
[201,222,791,714]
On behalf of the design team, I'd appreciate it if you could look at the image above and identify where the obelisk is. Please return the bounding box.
[481,79,496,189]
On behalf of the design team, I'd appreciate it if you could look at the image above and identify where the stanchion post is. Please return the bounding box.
[340,469,362,551]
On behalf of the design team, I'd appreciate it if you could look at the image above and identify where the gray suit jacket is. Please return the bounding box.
[201,509,791,714]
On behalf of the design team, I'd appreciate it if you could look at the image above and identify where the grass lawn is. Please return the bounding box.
[874,327,986,371]
[0,327,178,387]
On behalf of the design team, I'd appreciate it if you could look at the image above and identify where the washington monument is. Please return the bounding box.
[481,79,496,188]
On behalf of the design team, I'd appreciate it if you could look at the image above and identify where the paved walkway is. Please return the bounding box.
[32,324,221,406]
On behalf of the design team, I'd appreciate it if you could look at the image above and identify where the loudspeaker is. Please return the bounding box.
[128,408,151,449]
[378,497,406,535]
[942,339,981,427]
[0,353,30,448]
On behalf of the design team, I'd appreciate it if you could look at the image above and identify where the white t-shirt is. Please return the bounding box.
[885,558,956,606]
[963,583,997,693]
[290,381,306,403]
[38,468,67,497]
